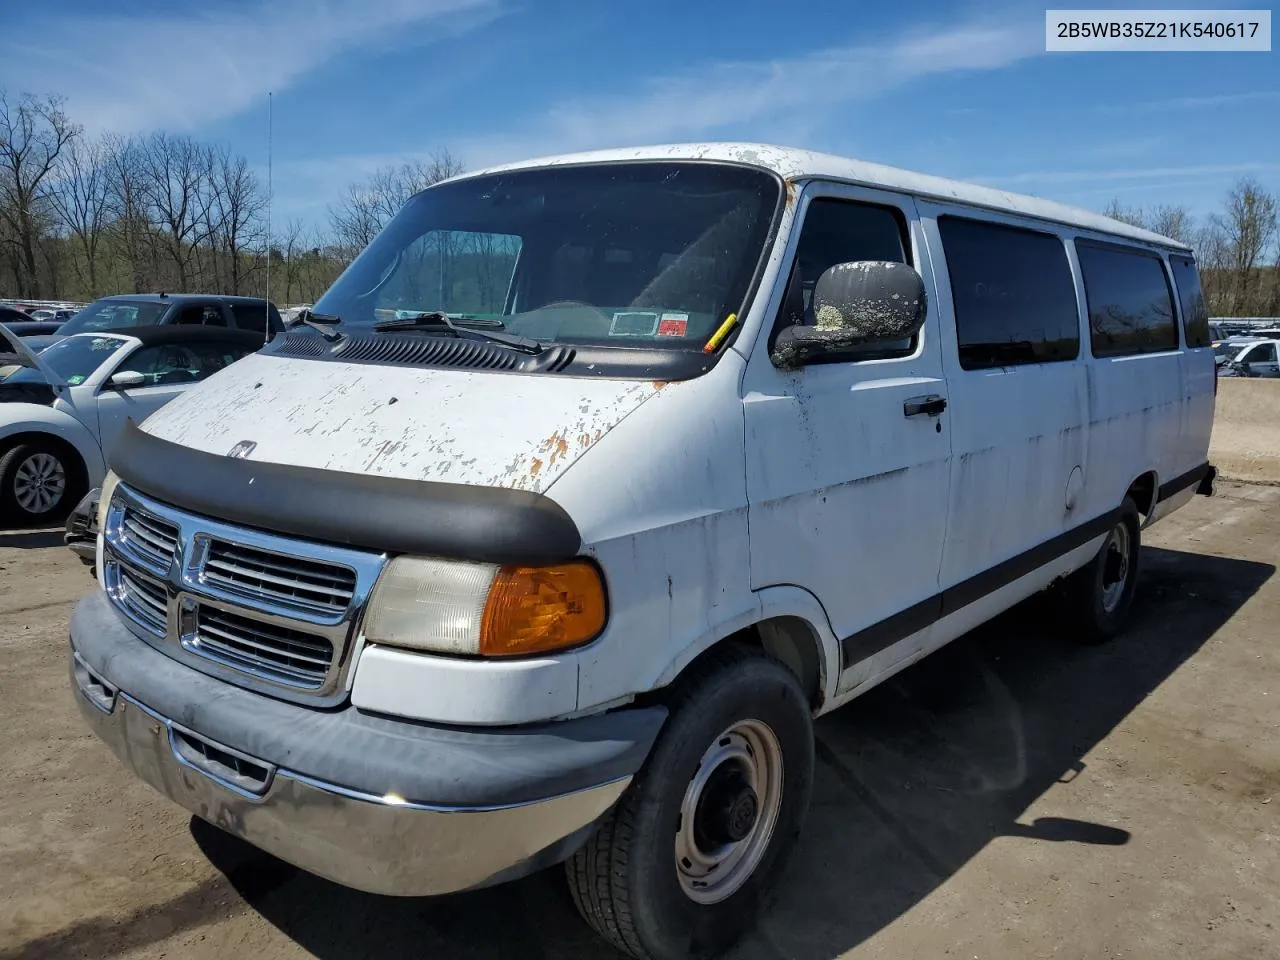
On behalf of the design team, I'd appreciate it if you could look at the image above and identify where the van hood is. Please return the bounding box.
[139,353,663,493]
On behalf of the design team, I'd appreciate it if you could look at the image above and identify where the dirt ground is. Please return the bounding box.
[1,484,1278,960]
[1210,379,1280,484]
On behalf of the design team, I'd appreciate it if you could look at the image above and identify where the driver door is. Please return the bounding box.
[741,184,953,696]
[94,343,218,456]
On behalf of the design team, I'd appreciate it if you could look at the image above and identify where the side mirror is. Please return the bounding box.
[771,261,927,369]
[109,370,146,390]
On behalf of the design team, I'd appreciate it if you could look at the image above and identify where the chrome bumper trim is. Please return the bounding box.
[71,653,629,896]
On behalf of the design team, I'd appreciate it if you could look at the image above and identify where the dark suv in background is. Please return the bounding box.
[20,294,283,351]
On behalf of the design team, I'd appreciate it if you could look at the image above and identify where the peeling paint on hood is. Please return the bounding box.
[139,354,661,492]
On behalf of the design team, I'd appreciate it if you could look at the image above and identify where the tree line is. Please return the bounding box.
[2,88,1278,316]
[1103,182,1279,317]
[0,90,462,307]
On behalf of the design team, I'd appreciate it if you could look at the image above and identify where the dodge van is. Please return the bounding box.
[69,143,1215,960]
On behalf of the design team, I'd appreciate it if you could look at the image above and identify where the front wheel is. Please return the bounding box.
[566,645,814,960]
[0,440,85,526]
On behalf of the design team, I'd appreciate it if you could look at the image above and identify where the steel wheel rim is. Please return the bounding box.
[1100,522,1131,613]
[674,718,784,905]
[13,452,66,515]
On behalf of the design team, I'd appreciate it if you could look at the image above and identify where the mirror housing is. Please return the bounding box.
[771,260,927,370]
[109,370,146,390]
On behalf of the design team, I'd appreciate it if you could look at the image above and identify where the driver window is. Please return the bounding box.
[777,197,914,359]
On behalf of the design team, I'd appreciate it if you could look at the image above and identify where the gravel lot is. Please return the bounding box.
[2,484,1278,960]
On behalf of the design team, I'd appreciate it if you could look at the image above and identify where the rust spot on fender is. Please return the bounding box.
[542,431,571,465]
[529,457,544,476]
[652,380,669,390]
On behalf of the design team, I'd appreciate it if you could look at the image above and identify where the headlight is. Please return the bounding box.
[97,471,120,534]
[363,556,607,657]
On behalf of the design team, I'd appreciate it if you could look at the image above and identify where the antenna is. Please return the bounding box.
[265,90,273,345]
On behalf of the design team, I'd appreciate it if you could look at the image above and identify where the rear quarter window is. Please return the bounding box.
[1168,255,1211,348]
[1076,241,1179,357]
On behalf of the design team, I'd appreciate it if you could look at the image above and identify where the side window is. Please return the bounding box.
[937,216,1079,370]
[121,343,251,386]
[1077,241,1178,357]
[1169,255,1211,348]
[1251,342,1277,364]
[172,304,225,326]
[777,197,913,361]
[230,302,270,332]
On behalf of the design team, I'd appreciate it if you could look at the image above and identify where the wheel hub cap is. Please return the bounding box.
[13,453,66,515]
[696,768,759,845]
[674,718,784,905]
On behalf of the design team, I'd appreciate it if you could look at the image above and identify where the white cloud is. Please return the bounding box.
[979,162,1280,187]
[449,18,1045,169]
[0,0,501,135]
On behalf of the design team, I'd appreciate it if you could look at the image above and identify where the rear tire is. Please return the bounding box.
[0,440,85,526]
[566,645,814,960]
[1061,497,1141,644]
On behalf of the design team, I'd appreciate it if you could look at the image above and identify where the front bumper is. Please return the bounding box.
[70,591,666,897]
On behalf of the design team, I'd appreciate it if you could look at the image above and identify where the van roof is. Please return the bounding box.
[459,142,1192,254]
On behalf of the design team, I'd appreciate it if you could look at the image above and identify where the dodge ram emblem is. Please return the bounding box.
[227,440,257,459]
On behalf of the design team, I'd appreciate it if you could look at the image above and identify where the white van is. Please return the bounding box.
[70,143,1216,960]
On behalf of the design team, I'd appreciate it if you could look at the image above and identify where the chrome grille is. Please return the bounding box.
[191,605,333,689]
[120,506,179,571]
[101,482,386,706]
[202,539,356,614]
[113,565,168,635]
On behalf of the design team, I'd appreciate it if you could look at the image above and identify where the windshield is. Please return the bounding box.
[58,299,169,334]
[4,334,128,385]
[1226,342,1259,362]
[312,162,780,356]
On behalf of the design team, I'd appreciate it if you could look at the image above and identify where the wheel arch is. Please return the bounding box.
[651,585,841,713]
[0,426,100,499]
[1125,470,1158,521]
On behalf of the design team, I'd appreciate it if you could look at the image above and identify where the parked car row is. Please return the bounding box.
[0,324,265,524]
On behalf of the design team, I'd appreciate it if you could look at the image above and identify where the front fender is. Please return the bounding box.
[0,405,106,485]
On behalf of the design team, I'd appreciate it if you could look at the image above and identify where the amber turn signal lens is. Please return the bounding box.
[479,562,607,657]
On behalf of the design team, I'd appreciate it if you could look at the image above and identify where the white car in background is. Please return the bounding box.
[1219,337,1280,378]
[0,325,263,525]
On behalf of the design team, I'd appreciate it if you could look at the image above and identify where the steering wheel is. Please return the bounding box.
[528,299,615,327]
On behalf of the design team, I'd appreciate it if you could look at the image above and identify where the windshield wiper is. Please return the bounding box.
[374,312,542,355]
[295,309,345,343]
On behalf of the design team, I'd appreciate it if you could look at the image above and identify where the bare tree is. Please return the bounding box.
[47,134,112,296]
[328,149,464,253]
[1213,177,1278,314]
[134,132,219,290]
[103,135,157,293]
[0,90,79,297]
[1146,204,1194,244]
[1103,198,1146,229]
[206,144,265,294]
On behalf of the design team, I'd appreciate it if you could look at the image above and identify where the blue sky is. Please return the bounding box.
[2,0,1277,229]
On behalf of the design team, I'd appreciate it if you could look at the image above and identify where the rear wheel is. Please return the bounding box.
[566,646,814,960]
[0,440,85,526]
[1061,497,1141,644]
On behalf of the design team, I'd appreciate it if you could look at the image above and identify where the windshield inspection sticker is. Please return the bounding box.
[609,311,660,337]
[658,312,689,337]
[66,375,86,385]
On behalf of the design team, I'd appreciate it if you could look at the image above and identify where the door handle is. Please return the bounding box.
[904,394,947,418]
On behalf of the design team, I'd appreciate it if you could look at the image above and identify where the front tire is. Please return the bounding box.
[1061,496,1141,644]
[566,645,814,960]
[0,440,85,526]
